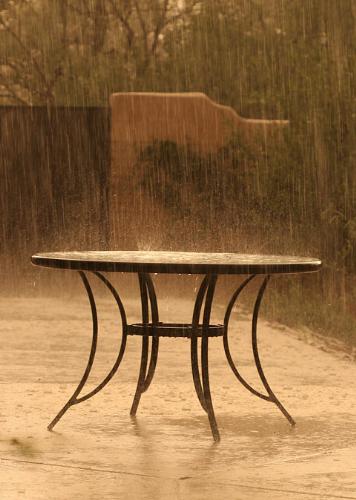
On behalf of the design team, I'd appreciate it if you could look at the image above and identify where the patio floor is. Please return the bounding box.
[0,291,356,499]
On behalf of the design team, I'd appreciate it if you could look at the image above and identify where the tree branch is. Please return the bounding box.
[0,16,49,86]
[133,0,149,54]
[0,13,55,102]
[0,77,29,105]
[165,0,200,26]
[151,0,169,55]
[109,0,135,49]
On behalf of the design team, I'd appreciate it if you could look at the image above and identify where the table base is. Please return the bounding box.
[47,271,295,441]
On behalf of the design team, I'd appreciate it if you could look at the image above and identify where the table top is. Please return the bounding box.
[31,251,322,275]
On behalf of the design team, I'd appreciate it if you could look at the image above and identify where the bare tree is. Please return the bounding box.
[0,0,63,104]
[0,0,200,104]
[103,0,199,78]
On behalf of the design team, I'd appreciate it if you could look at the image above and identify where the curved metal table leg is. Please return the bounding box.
[48,271,127,431]
[201,275,220,441]
[191,275,209,413]
[252,276,295,426]
[130,273,160,416]
[142,275,159,393]
[191,274,220,441]
[224,275,295,426]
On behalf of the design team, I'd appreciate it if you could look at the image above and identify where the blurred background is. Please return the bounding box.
[0,0,355,350]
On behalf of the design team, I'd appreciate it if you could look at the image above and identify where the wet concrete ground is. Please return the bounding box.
[0,290,356,499]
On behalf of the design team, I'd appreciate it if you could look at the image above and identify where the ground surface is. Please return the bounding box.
[0,285,356,499]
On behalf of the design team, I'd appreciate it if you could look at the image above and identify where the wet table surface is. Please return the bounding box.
[31,251,322,275]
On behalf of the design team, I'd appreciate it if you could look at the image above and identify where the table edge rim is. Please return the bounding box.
[31,255,322,275]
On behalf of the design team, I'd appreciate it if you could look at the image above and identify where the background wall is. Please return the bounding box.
[0,106,110,288]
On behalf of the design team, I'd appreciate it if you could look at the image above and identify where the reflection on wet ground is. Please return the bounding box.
[0,296,356,499]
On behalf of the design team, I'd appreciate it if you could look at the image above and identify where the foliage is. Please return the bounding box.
[138,129,307,225]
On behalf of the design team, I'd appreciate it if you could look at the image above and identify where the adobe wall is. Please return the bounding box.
[110,92,288,249]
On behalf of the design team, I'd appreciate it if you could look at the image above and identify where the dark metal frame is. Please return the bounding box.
[48,271,295,440]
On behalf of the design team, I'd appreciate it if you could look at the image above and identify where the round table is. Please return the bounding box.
[31,251,322,441]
